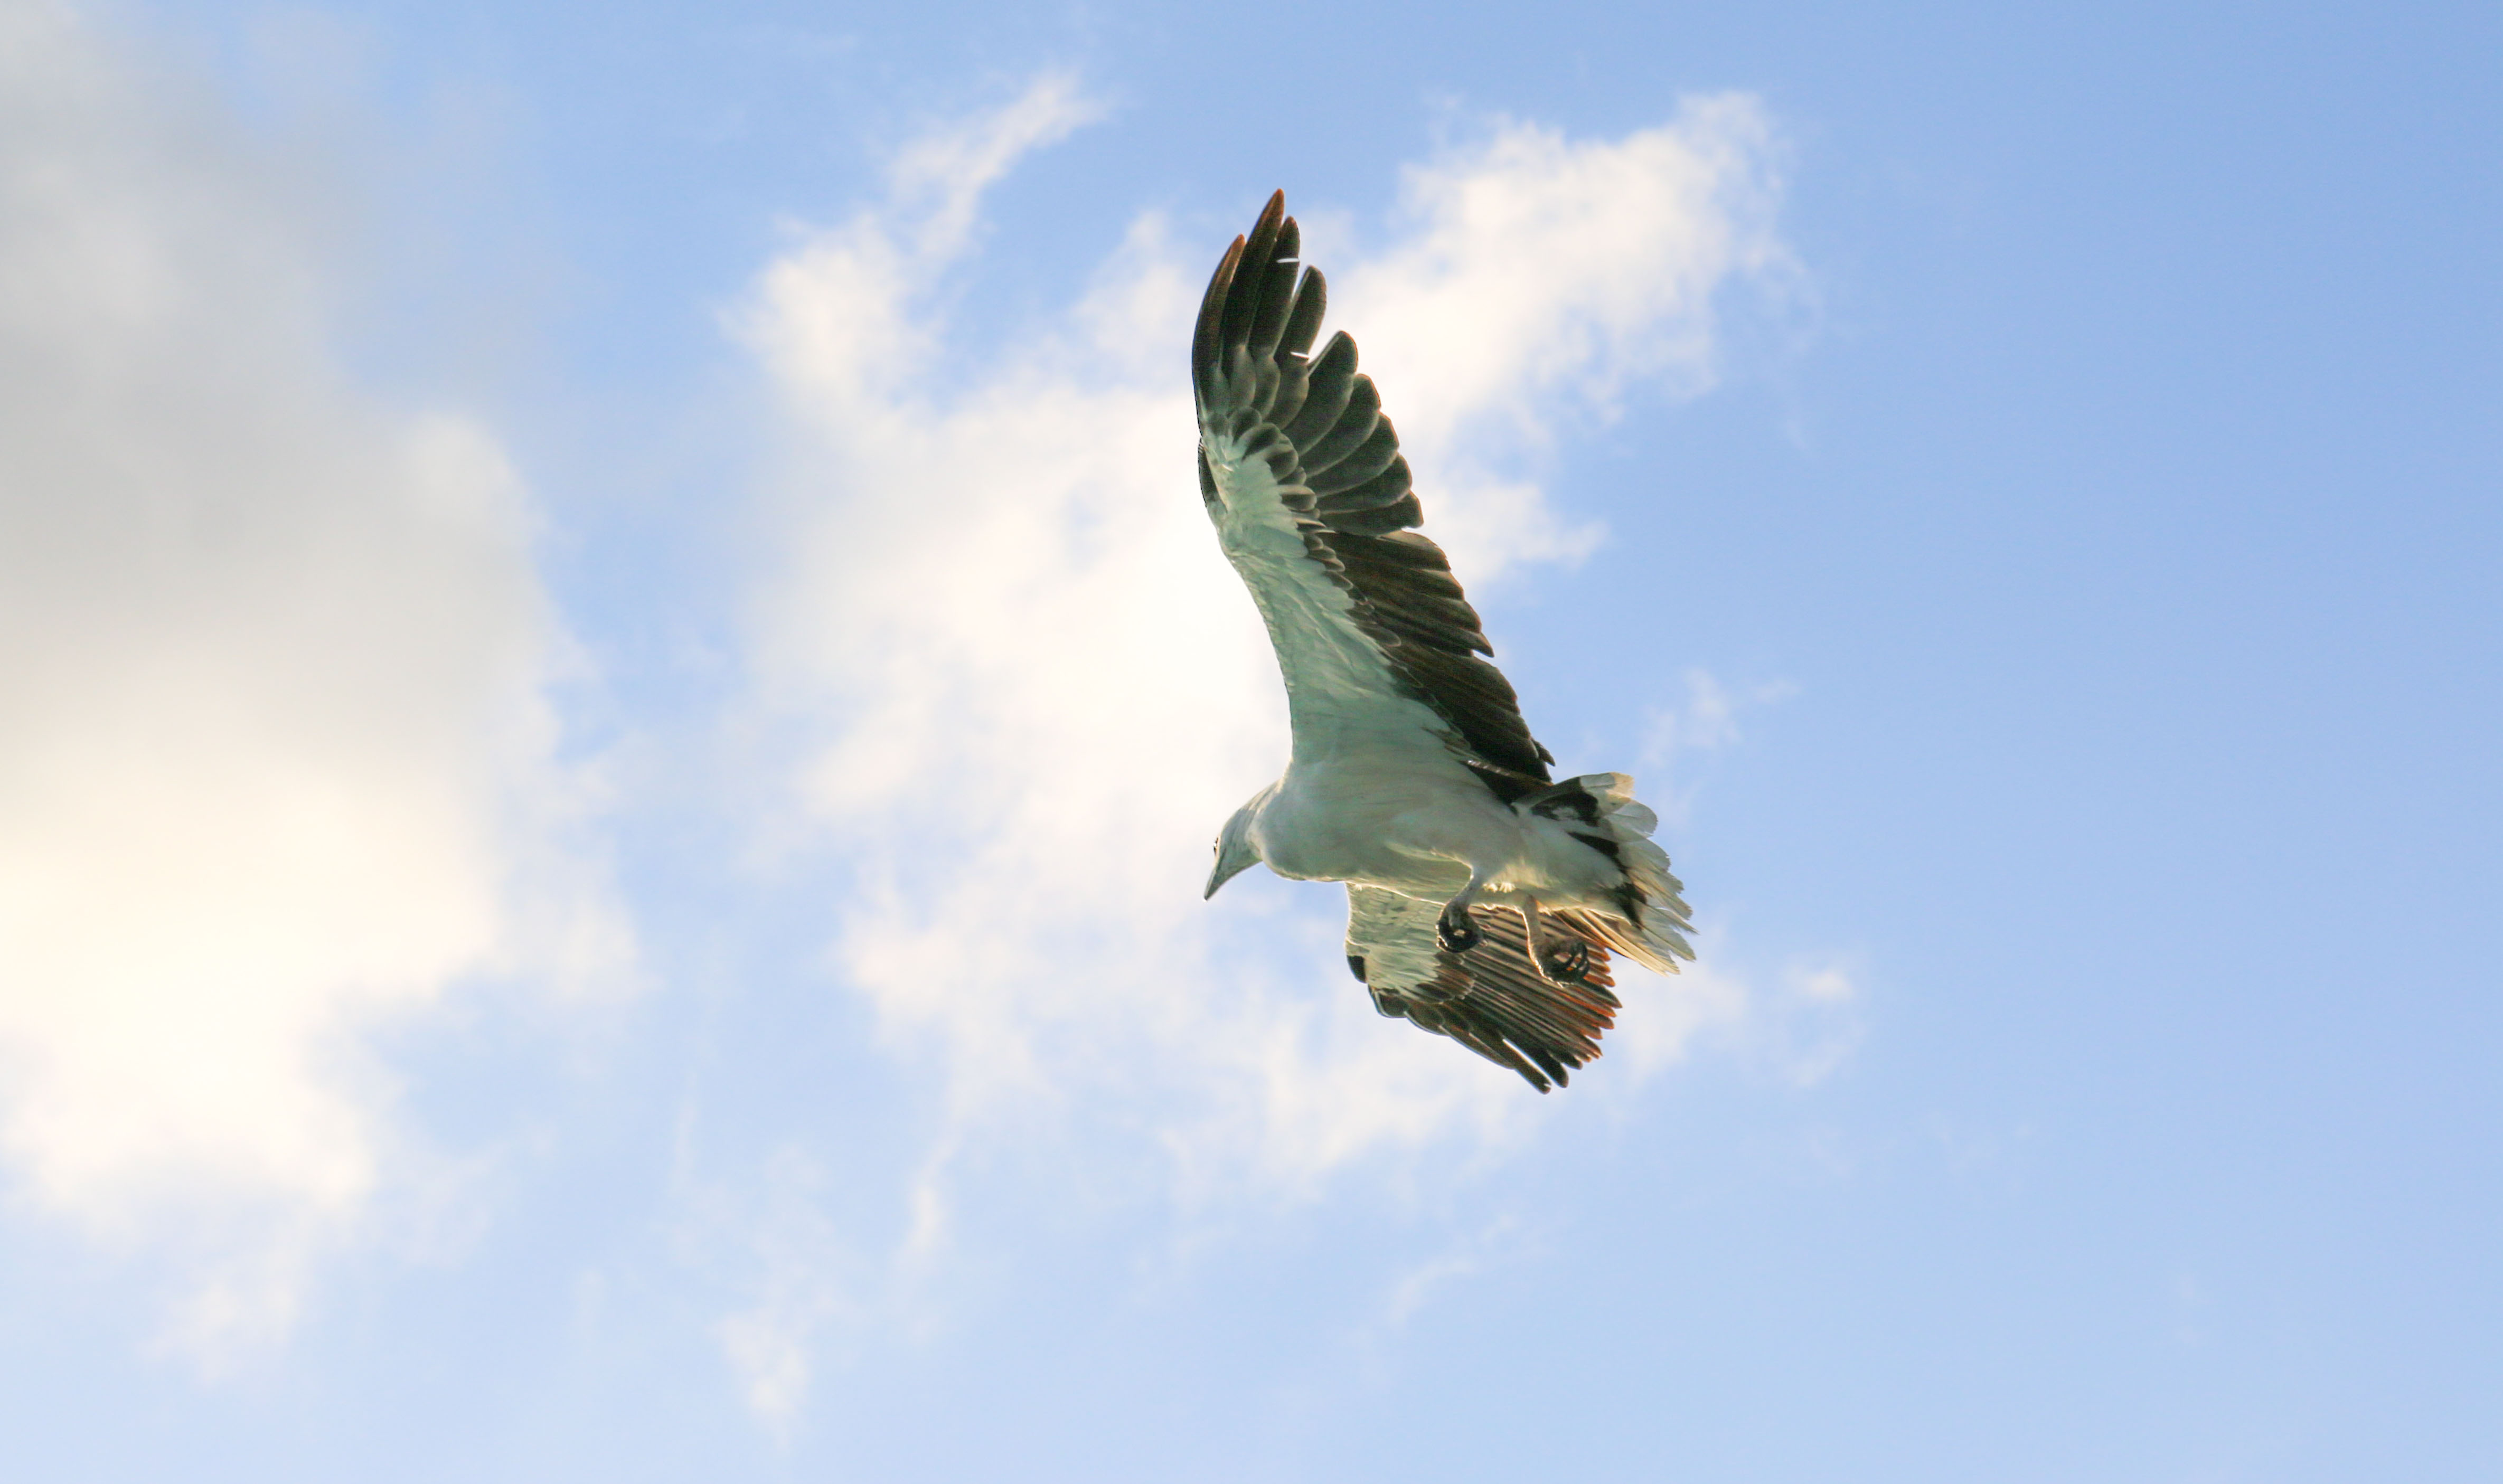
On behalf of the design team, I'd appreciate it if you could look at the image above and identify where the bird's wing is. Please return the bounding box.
[1194,191,1554,800]
[1343,885,1621,1093]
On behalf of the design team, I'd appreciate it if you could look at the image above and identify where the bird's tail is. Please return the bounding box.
[1521,772,1695,975]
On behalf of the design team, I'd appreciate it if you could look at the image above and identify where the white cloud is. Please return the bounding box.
[1376,1213,1531,1330]
[1602,939,1862,1090]
[1633,667,1800,834]
[1606,948,1751,1079]
[741,81,1794,1267]
[701,1146,857,1438]
[1333,96,1795,580]
[1641,668,1800,764]
[1771,957,1865,1088]
[0,1,624,1359]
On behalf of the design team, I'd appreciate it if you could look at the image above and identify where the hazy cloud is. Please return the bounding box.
[0,1,624,1359]
[701,1146,857,1438]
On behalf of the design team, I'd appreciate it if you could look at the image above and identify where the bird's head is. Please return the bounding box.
[1203,793,1267,899]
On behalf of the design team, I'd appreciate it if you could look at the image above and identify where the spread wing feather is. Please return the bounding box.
[1194,191,1555,799]
[1343,886,1620,1093]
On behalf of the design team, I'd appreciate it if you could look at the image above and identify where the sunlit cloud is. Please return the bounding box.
[1332,97,1796,579]
[0,1,626,1362]
[740,72,1799,1291]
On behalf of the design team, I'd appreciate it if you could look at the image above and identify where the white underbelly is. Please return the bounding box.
[1253,753,1516,895]
[1254,761,1631,915]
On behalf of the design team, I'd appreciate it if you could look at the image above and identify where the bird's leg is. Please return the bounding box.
[1435,874,1486,953]
[1518,897,1591,985]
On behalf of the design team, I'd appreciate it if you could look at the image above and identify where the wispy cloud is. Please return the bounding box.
[0,2,625,1362]
[1377,1212,1536,1330]
[1768,957,1866,1088]
[736,77,1799,1363]
[1637,668,1800,829]
[698,1145,858,1439]
[1642,668,1800,762]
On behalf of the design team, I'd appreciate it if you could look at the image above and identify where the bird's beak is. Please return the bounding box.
[1205,798,1263,899]
[1204,847,1255,900]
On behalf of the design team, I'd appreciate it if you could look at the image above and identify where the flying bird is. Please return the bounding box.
[1195,191,1695,1092]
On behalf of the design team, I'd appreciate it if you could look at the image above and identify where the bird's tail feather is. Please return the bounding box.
[1523,772,1695,974]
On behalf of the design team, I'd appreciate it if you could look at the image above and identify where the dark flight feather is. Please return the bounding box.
[1193,191,1557,795]
[1345,887,1620,1094]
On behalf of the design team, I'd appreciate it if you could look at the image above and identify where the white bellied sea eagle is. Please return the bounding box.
[1196,192,1696,1092]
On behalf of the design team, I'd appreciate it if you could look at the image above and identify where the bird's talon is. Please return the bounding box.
[1436,911,1482,953]
[1541,938,1591,984]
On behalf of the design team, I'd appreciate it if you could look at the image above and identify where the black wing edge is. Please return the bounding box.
[1367,909,1622,1093]
[1194,191,1556,797]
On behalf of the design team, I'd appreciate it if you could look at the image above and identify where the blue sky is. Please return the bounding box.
[2,0,2497,1478]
